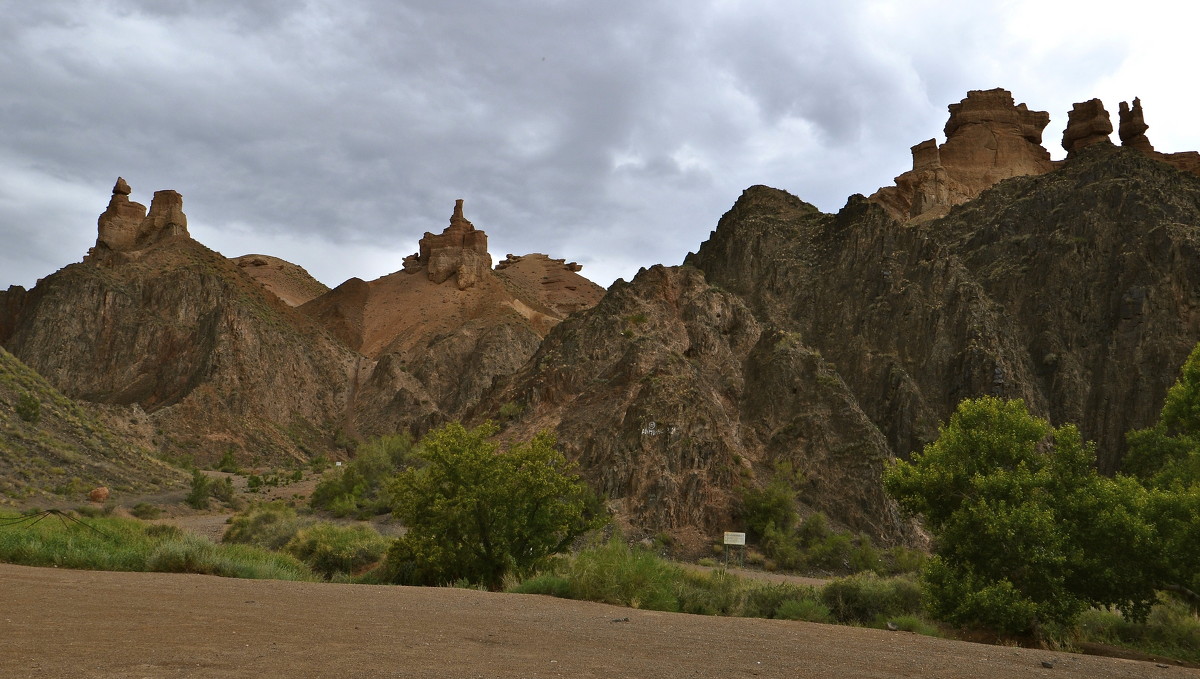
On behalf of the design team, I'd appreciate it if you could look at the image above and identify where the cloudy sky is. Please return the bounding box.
[2,1,1197,291]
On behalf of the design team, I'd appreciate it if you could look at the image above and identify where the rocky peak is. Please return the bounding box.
[90,178,190,262]
[1119,98,1153,153]
[870,88,1053,222]
[406,199,492,290]
[1061,99,1113,157]
[1114,97,1200,176]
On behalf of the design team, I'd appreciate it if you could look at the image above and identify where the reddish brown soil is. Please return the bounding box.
[2,563,1194,679]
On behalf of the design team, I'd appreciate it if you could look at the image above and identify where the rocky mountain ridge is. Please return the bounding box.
[4,88,1200,546]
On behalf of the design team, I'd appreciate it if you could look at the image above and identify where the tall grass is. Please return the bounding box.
[0,510,315,581]
[1076,597,1200,664]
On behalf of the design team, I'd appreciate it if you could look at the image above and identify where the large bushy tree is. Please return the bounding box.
[884,397,1169,636]
[385,422,602,589]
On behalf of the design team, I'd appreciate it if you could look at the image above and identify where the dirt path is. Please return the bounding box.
[2,563,1193,679]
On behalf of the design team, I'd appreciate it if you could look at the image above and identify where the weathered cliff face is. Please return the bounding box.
[475,264,917,548]
[689,143,1200,473]
[870,88,1054,222]
[1,182,358,465]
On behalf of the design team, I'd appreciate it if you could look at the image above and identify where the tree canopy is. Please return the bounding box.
[884,396,1183,636]
[384,422,602,589]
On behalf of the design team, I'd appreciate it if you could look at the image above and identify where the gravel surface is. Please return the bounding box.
[3,563,1195,678]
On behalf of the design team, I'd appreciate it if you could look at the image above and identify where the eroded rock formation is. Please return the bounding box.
[870,88,1053,222]
[1117,97,1200,176]
[1119,98,1153,153]
[89,178,190,262]
[1062,99,1113,157]
[406,199,491,290]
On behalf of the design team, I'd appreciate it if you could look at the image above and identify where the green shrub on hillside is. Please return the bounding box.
[185,470,212,509]
[15,392,40,424]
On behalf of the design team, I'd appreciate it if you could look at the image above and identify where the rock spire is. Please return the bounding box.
[405,199,492,290]
[90,177,190,262]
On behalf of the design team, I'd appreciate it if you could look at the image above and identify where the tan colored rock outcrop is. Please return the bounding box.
[870,88,1053,222]
[90,178,190,261]
[1118,98,1153,153]
[408,199,492,290]
[1116,97,1200,176]
[1062,99,1113,157]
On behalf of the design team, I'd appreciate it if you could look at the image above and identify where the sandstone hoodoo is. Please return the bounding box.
[1061,98,1114,157]
[89,177,191,262]
[404,199,492,290]
[870,88,1054,222]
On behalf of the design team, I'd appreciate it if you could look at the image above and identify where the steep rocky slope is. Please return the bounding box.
[0,346,183,505]
[478,98,1200,543]
[477,263,915,547]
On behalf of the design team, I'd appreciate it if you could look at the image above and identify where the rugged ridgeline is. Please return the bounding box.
[0,185,602,471]
[298,199,604,438]
[477,90,1200,547]
[0,345,184,504]
[0,179,359,464]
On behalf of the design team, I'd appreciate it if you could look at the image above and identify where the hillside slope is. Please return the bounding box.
[0,347,183,504]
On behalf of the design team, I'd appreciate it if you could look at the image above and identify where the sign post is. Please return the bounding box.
[723,531,746,569]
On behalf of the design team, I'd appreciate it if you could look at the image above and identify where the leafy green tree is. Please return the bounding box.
[885,397,1163,636]
[385,422,603,589]
[1125,343,1200,488]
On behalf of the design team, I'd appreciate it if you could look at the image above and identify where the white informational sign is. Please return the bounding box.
[723,532,746,546]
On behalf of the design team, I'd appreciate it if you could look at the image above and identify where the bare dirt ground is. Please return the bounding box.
[2,563,1195,679]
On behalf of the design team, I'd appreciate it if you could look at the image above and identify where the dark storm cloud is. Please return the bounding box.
[1,1,1195,292]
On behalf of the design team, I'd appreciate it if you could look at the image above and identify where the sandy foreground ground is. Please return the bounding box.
[1,564,1195,679]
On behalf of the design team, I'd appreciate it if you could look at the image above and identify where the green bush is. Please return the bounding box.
[185,470,212,509]
[284,522,389,579]
[821,573,924,625]
[740,472,800,540]
[210,477,236,505]
[216,449,240,474]
[311,434,414,516]
[555,538,682,611]
[386,424,601,589]
[15,393,40,424]
[741,581,822,619]
[223,502,310,550]
[1077,598,1200,664]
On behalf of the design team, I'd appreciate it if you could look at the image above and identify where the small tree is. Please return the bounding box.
[884,397,1162,636]
[385,422,602,589]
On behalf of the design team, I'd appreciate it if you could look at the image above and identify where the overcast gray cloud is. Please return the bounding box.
[2,1,1198,291]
